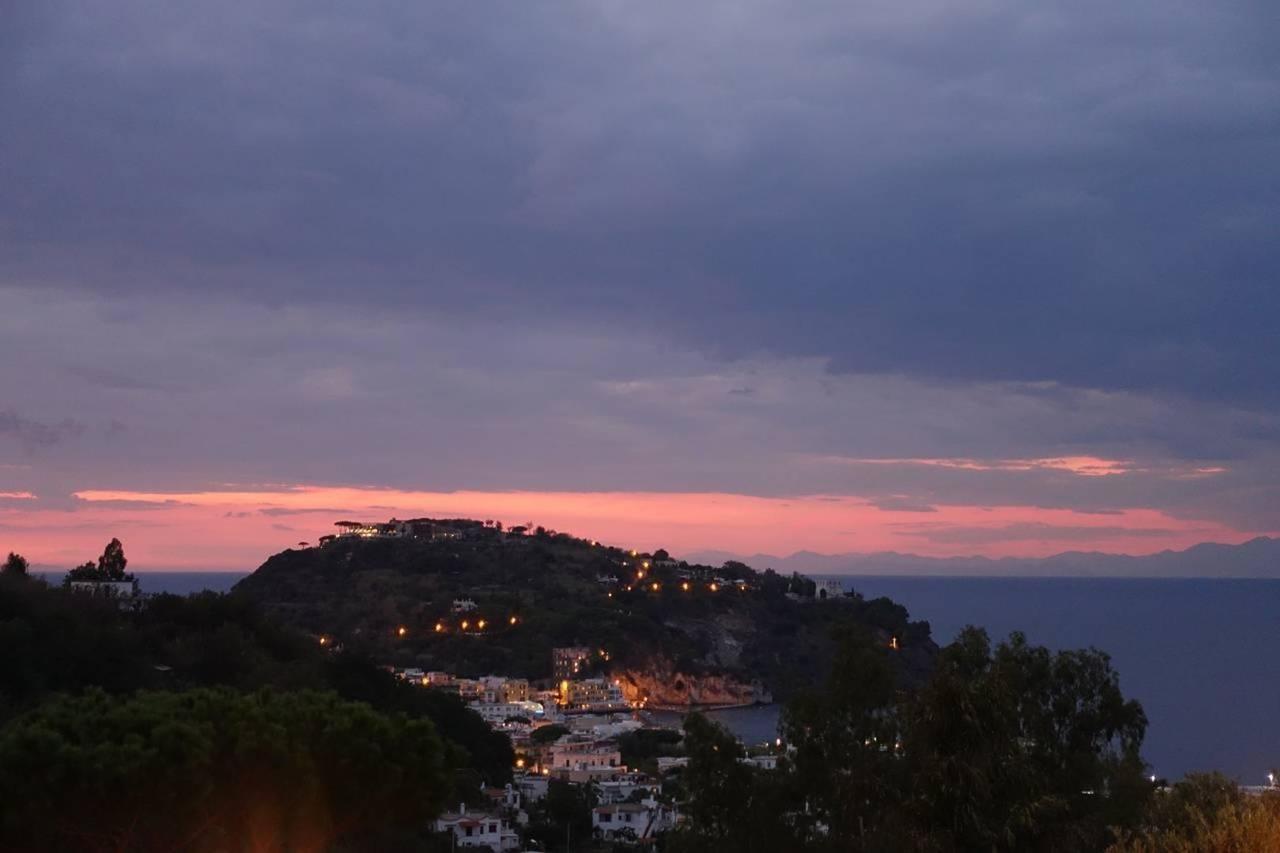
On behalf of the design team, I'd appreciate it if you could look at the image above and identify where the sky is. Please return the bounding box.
[2,0,1279,571]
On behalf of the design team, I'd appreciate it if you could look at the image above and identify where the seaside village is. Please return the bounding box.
[329,518,824,850]
[404,648,692,851]
[60,518,859,848]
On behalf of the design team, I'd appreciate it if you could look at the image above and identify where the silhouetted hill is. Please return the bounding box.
[233,520,937,703]
[685,536,1280,578]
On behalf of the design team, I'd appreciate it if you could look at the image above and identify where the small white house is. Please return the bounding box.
[593,799,679,842]
[68,580,136,598]
[434,806,520,851]
[814,578,844,600]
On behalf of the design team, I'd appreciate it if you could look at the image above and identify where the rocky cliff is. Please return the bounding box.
[615,656,772,709]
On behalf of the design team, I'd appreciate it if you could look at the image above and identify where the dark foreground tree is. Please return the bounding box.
[900,628,1150,852]
[2,552,28,577]
[677,627,1151,852]
[664,713,802,853]
[65,538,137,589]
[0,688,450,853]
[1,548,28,573]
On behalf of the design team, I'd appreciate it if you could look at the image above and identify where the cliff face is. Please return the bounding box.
[614,657,772,709]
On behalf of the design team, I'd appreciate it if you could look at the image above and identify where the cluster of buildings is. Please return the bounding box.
[434,769,682,849]
[319,517,559,546]
[393,647,700,848]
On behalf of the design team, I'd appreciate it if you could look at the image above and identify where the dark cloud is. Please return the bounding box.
[0,1,1278,552]
[0,411,84,449]
[2,1,1277,407]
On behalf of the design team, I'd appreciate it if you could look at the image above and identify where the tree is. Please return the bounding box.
[1111,788,1280,852]
[900,628,1150,851]
[539,779,595,851]
[2,552,28,577]
[0,688,450,852]
[781,627,904,849]
[666,713,801,853]
[530,723,570,745]
[98,537,128,579]
[64,539,137,592]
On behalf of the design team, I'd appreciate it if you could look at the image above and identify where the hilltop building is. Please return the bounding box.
[552,646,593,680]
[814,578,845,599]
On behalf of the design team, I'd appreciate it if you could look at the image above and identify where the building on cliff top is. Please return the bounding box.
[552,646,593,680]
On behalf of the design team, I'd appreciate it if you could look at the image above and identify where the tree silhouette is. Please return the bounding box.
[97,538,128,579]
[2,552,28,577]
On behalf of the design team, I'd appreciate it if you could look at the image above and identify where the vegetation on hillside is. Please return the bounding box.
[0,688,450,853]
[233,523,936,694]
[0,564,513,786]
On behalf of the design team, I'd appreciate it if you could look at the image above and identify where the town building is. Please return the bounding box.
[814,578,845,600]
[552,646,593,680]
[479,676,530,703]
[547,738,624,778]
[561,678,627,711]
[592,799,680,842]
[67,580,137,598]
[434,806,520,851]
[333,520,406,539]
[468,700,546,726]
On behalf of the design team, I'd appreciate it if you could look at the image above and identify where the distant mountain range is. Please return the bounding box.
[683,536,1280,578]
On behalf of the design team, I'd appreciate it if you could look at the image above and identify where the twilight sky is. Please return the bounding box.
[3,0,1279,570]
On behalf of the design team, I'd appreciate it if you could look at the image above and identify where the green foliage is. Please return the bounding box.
[524,779,596,852]
[781,627,904,848]
[1110,790,1280,853]
[617,727,683,771]
[0,688,449,852]
[233,531,936,698]
[530,723,571,745]
[900,628,1150,851]
[681,628,1152,853]
[0,579,513,784]
[664,714,802,853]
[64,538,137,588]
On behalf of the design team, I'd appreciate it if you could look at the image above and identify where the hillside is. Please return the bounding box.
[232,520,937,704]
[687,536,1280,578]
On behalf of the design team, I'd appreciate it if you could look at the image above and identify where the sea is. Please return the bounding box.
[42,572,1280,783]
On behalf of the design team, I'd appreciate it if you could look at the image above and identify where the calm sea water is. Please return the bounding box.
[38,572,1279,782]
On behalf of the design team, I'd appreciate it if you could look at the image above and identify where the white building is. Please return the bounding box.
[469,700,545,726]
[434,806,521,851]
[68,580,137,598]
[593,799,680,842]
[814,578,845,600]
[513,772,550,803]
[742,754,780,770]
[595,773,657,805]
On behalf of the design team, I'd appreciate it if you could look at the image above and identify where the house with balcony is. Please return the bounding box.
[434,806,521,851]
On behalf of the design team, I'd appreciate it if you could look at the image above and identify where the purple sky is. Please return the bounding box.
[2,1,1279,570]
